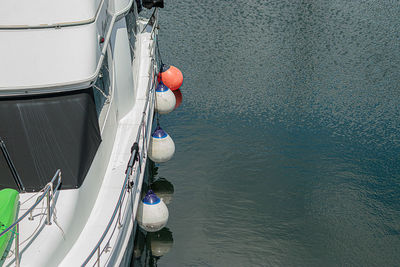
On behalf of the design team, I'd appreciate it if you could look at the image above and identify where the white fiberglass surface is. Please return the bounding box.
[0,24,99,90]
[0,0,100,27]
[4,190,80,267]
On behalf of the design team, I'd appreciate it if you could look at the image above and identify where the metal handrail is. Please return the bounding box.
[82,22,158,266]
[82,78,156,267]
[0,169,62,238]
[0,169,61,266]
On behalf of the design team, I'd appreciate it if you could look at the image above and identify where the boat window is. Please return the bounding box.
[93,52,111,117]
[0,90,101,192]
[126,4,137,61]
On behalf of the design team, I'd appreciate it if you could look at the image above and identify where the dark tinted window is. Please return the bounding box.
[93,52,111,116]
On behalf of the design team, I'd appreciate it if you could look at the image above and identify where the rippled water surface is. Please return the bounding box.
[132,1,400,266]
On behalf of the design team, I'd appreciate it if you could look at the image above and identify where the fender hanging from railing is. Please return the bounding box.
[82,15,159,266]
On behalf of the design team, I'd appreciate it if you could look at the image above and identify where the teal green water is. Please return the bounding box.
[133,1,400,266]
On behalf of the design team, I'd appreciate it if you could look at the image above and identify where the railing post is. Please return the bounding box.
[142,120,146,158]
[15,223,20,267]
[28,210,34,221]
[29,195,41,221]
[118,204,122,229]
[45,189,52,225]
[97,246,101,267]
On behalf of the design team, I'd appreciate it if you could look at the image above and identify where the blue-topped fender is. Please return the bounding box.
[142,190,161,205]
[152,126,168,139]
[156,82,170,93]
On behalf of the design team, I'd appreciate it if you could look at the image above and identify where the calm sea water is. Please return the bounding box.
[132,1,400,266]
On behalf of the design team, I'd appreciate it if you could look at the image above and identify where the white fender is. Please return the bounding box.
[155,82,176,115]
[137,190,169,232]
[148,126,175,163]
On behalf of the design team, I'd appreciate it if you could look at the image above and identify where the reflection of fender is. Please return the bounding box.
[142,0,164,9]
[0,189,19,258]
[151,178,174,205]
[133,229,146,259]
[148,227,173,257]
[173,89,183,110]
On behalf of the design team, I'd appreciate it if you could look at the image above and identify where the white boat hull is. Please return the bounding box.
[1,8,159,267]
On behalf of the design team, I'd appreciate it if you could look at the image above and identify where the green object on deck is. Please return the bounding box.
[0,188,19,259]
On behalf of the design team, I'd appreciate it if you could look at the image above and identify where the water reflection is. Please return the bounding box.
[131,227,174,267]
[144,161,174,205]
[151,178,174,205]
[172,89,182,110]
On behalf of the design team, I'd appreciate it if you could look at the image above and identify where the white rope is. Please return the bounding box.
[19,188,44,206]
[52,208,65,240]
[6,181,54,258]
[6,197,46,258]
[9,181,66,256]
[93,84,110,101]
